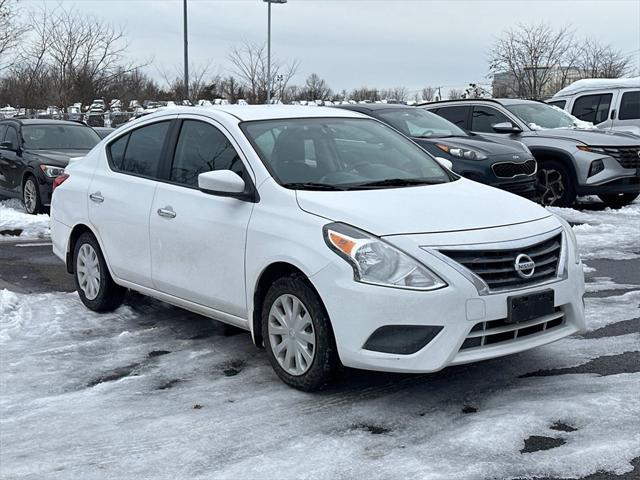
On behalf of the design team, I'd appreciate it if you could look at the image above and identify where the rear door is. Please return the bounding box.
[149,115,254,318]
[0,126,25,194]
[430,105,471,129]
[88,117,176,287]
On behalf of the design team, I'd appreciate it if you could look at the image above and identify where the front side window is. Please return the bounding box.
[619,91,640,120]
[4,127,19,149]
[572,93,613,124]
[107,121,170,177]
[506,103,577,130]
[170,120,245,187]
[432,106,470,128]
[241,118,452,190]
[377,108,467,138]
[471,106,511,133]
[547,100,566,109]
[22,124,100,150]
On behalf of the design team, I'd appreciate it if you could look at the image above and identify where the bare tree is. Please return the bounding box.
[159,62,217,101]
[227,41,298,104]
[576,37,632,78]
[448,88,463,100]
[421,86,435,102]
[302,73,331,101]
[489,23,578,99]
[380,86,409,102]
[0,0,27,71]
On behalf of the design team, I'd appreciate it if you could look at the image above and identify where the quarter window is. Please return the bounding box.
[170,120,245,187]
[547,100,566,109]
[432,106,470,128]
[107,121,170,178]
[619,91,640,120]
[471,106,511,133]
[571,93,613,124]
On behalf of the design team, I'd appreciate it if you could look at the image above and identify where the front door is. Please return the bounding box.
[149,117,254,318]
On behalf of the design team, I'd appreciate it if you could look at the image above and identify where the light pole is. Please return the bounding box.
[264,0,287,104]
[183,0,189,102]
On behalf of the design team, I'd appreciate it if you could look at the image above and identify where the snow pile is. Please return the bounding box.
[549,200,640,260]
[0,199,50,240]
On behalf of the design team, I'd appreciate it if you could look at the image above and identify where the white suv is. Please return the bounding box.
[51,106,586,390]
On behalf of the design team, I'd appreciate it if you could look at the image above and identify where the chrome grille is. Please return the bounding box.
[596,146,640,169]
[440,234,562,291]
[460,308,565,350]
[492,159,537,178]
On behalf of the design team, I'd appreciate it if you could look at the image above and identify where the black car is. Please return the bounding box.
[0,119,101,214]
[92,126,115,139]
[334,103,538,199]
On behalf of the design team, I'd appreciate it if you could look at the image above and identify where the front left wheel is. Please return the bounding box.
[73,232,126,312]
[22,176,44,214]
[262,274,340,391]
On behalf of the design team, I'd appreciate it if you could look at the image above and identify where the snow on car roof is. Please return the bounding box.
[553,76,640,97]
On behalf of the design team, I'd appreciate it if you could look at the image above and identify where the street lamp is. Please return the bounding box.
[264,0,287,104]
[183,0,189,102]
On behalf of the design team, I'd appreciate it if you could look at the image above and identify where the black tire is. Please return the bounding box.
[598,193,639,209]
[261,274,340,391]
[73,232,126,312]
[536,160,576,207]
[22,175,44,214]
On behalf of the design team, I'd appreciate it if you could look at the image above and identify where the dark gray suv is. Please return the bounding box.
[423,98,640,208]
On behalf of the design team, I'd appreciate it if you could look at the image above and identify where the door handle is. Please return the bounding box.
[89,192,104,203]
[157,206,176,219]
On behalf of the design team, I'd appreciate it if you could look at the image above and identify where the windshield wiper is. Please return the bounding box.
[281,182,348,191]
[346,178,444,189]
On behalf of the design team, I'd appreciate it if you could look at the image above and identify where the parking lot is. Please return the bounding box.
[0,197,639,480]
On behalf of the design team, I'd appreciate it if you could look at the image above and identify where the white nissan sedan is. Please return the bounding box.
[51,106,586,391]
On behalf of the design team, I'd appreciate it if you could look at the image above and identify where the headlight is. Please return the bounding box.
[554,215,580,264]
[436,143,487,160]
[576,145,605,154]
[39,164,65,178]
[323,222,447,290]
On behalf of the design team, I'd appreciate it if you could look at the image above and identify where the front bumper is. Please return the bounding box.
[578,154,640,196]
[309,223,585,373]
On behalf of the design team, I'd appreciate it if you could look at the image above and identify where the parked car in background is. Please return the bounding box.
[548,77,640,136]
[51,105,585,391]
[335,103,538,199]
[0,119,101,213]
[93,126,115,139]
[423,99,640,207]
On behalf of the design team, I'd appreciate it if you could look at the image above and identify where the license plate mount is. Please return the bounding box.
[507,290,555,324]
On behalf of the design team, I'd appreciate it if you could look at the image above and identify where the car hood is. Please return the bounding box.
[296,178,551,236]
[26,149,92,167]
[526,128,640,145]
[414,135,529,156]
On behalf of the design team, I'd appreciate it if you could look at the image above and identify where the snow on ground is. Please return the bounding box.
[0,197,639,479]
[0,199,50,241]
[548,199,640,260]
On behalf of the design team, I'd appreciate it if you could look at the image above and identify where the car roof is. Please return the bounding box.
[334,103,414,112]
[420,98,541,108]
[146,105,367,121]
[0,118,88,126]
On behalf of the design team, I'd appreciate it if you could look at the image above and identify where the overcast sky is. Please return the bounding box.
[22,0,640,95]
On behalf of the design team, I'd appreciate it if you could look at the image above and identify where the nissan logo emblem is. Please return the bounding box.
[514,254,535,279]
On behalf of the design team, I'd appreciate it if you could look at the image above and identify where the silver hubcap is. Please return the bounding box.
[538,168,565,206]
[23,179,37,213]
[76,244,101,300]
[268,294,316,376]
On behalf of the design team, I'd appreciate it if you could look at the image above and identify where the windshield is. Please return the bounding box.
[377,108,467,138]
[241,118,453,190]
[505,103,579,130]
[23,124,101,150]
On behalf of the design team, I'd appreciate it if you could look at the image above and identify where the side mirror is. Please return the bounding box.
[198,170,250,199]
[434,157,453,170]
[0,141,14,150]
[492,122,522,134]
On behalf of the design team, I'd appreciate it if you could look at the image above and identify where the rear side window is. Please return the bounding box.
[432,106,470,128]
[471,106,511,133]
[108,121,170,178]
[572,94,613,124]
[547,100,566,109]
[619,91,640,120]
[0,124,7,141]
[170,120,245,187]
